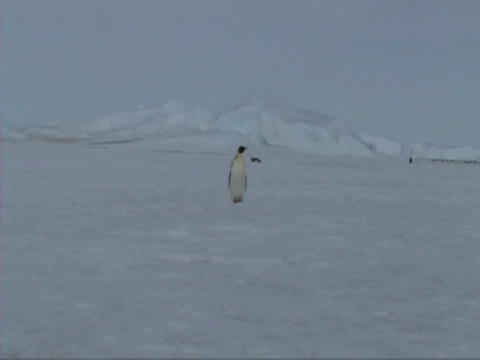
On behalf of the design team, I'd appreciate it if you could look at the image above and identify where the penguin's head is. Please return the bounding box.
[238,146,247,154]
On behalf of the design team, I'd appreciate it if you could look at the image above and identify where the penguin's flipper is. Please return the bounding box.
[228,157,236,189]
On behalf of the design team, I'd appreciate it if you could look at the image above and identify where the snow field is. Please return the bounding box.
[1,141,480,357]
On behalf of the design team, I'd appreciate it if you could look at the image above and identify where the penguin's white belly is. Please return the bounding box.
[229,164,246,202]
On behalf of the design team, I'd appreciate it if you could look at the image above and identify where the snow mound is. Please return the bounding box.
[1,100,214,144]
[211,94,373,156]
[65,100,215,140]
[3,94,480,161]
[360,132,403,157]
[411,142,480,162]
[2,95,375,157]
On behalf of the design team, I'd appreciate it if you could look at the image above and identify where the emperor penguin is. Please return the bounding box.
[228,146,247,203]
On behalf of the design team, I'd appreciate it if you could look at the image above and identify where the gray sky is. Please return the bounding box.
[2,0,479,147]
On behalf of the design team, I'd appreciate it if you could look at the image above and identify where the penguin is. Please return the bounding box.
[228,146,247,203]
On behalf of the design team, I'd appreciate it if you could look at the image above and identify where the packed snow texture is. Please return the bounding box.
[2,94,480,161]
[1,140,480,358]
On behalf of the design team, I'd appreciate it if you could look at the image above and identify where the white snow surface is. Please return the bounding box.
[3,94,480,161]
[1,140,480,358]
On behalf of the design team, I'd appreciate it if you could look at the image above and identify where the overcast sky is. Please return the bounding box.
[2,0,479,147]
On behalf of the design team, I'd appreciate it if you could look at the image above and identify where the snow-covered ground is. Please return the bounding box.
[3,94,480,162]
[2,139,479,358]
